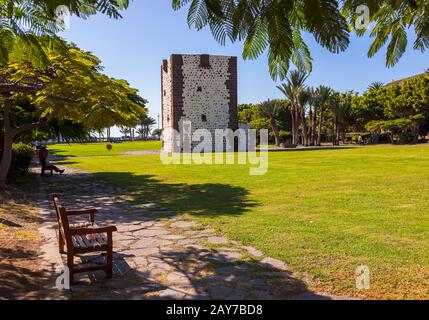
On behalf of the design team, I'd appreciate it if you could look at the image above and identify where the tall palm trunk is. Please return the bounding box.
[300,107,309,146]
[290,106,296,145]
[309,107,313,145]
[294,105,300,145]
[332,117,339,146]
[317,105,324,146]
[311,107,317,145]
[270,115,281,146]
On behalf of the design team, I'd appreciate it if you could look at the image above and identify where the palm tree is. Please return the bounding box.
[277,70,308,145]
[139,116,156,139]
[329,92,353,146]
[297,89,311,146]
[119,126,131,139]
[368,81,385,90]
[313,86,333,146]
[174,1,428,79]
[308,87,318,146]
[343,0,429,68]
[0,1,129,67]
[259,99,282,146]
[173,0,349,80]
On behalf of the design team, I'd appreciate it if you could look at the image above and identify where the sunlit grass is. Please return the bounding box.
[50,141,162,157]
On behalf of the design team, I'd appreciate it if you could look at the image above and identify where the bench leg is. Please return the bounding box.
[106,233,113,279]
[67,253,74,285]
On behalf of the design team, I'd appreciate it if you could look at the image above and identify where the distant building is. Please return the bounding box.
[161,54,238,152]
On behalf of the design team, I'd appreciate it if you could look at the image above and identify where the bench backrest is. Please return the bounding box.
[52,194,72,246]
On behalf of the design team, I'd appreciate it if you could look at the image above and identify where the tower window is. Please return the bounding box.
[197,86,202,92]
[199,54,211,68]
[201,114,207,122]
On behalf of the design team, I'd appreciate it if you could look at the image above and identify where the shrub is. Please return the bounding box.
[9,143,34,175]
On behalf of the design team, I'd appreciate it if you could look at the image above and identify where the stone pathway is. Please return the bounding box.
[37,166,346,300]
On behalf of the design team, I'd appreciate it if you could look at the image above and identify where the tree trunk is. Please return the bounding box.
[290,107,296,145]
[293,105,300,145]
[301,108,309,146]
[309,107,313,145]
[0,133,13,188]
[311,108,317,146]
[270,116,281,146]
[332,117,339,146]
[317,105,324,146]
[0,97,47,188]
[0,98,13,188]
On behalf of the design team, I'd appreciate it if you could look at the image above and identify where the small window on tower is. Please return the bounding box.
[201,114,207,122]
[163,90,166,96]
[197,86,202,92]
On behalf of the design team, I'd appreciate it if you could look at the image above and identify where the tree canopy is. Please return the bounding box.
[0,0,130,65]
[173,0,429,80]
[0,38,147,186]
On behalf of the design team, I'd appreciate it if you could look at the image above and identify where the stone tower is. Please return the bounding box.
[161,54,238,152]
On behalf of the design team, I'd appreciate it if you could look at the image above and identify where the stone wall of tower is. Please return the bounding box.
[161,54,238,152]
[161,58,173,152]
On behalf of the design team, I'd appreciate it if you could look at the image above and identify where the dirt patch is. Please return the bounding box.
[0,175,52,300]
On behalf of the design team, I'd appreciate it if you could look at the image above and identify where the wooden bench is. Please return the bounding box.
[52,194,117,284]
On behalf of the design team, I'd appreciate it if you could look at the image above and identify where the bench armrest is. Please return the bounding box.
[66,209,98,223]
[70,226,117,236]
[66,209,98,216]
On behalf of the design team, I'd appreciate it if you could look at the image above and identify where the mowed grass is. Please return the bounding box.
[50,141,162,157]
[53,143,429,299]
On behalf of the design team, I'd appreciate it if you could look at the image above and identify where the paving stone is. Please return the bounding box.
[260,257,288,271]
[159,234,185,240]
[132,229,170,237]
[242,246,263,257]
[166,272,192,285]
[207,236,228,244]
[217,265,249,274]
[249,278,267,288]
[211,251,242,262]
[116,240,134,249]
[225,292,245,300]
[155,288,188,299]
[177,238,198,246]
[170,221,198,229]
[117,224,146,233]
[183,230,208,238]
[131,238,173,249]
[208,285,234,299]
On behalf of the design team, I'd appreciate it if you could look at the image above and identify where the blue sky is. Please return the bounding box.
[61,1,427,135]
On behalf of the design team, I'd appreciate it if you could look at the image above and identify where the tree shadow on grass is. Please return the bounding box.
[261,146,356,152]
[95,171,259,219]
[41,171,258,224]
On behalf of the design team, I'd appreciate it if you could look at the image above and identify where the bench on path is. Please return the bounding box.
[52,194,117,284]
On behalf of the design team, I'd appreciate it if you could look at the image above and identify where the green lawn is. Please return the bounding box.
[50,141,162,157]
[53,143,429,299]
